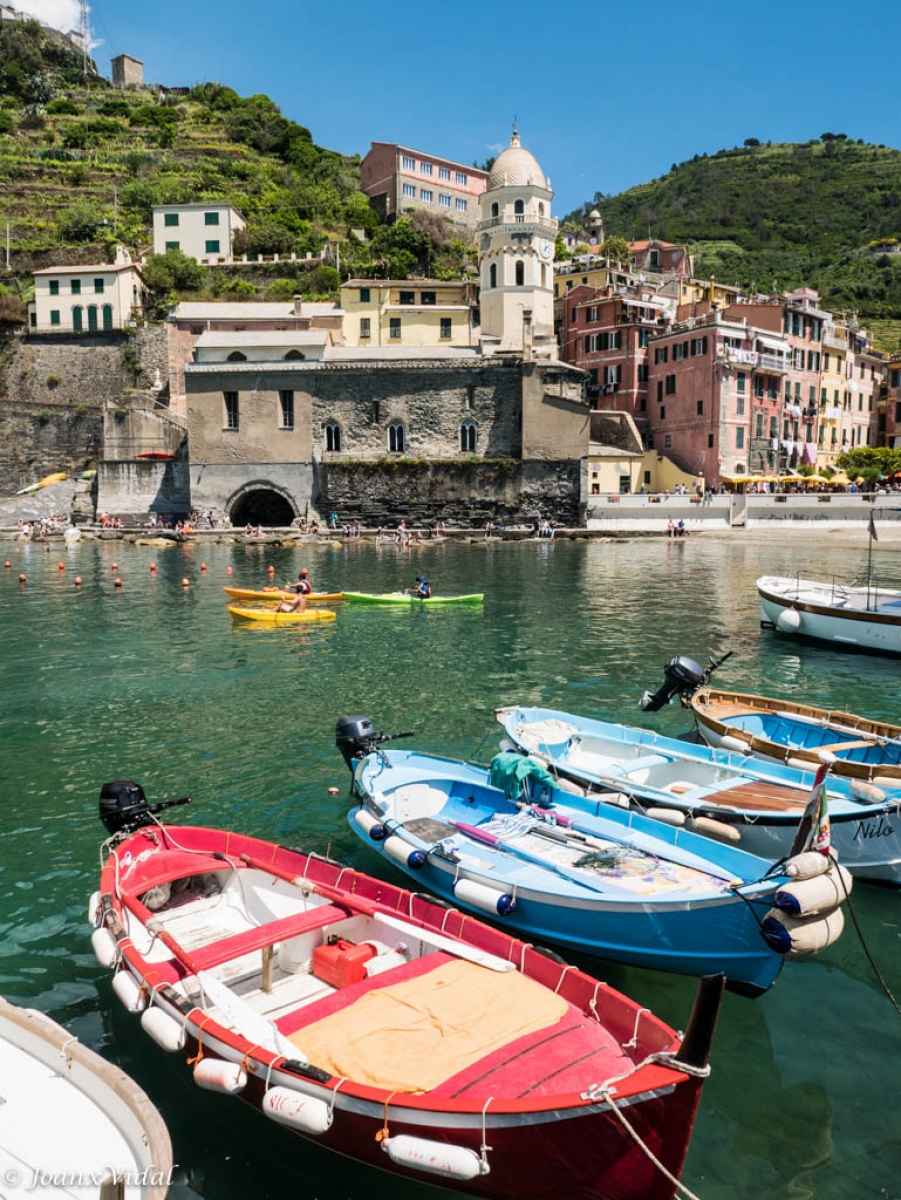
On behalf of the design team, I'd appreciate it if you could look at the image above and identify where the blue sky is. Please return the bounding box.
[15,0,901,220]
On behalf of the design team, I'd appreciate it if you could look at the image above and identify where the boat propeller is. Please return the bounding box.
[335,717,414,772]
[640,650,733,712]
[99,779,192,837]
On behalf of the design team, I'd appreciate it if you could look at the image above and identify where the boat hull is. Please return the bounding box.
[757,576,901,655]
[341,591,484,605]
[223,587,344,604]
[227,605,336,624]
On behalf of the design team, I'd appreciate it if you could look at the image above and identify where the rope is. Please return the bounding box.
[622,1007,651,1050]
[186,1016,214,1066]
[553,964,577,994]
[375,1091,398,1143]
[839,868,901,1017]
[601,1087,703,1200]
[328,1078,347,1118]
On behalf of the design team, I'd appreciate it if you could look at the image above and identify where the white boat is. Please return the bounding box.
[757,575,901,654]
[0,995,172,1199]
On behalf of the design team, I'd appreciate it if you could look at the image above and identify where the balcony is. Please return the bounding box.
[757,352,789,373]
[477,214,559,234]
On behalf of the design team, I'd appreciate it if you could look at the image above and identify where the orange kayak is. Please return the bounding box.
[223,587,344,604]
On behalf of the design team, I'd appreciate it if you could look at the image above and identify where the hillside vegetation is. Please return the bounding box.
[0,20,470,306]
[569,138,901,336]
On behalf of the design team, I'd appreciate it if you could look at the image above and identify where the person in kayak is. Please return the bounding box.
[408,575,432,599]
[277,590,308,613]
[288,567,313,595]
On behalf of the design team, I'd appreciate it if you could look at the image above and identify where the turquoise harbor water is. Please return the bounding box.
[1,533,900,1200]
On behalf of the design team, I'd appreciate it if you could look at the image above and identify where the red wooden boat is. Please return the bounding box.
[91,782,723,1200]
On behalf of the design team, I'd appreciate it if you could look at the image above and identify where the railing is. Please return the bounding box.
[757,352,789,372]
[477,215,559,233]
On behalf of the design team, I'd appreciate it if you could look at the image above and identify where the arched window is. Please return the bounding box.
[87,305,98,332]
[514,198,524,215]
[324,421,341,452]
[102,304,113,331]
[284,349,305,361]
[515,260,525,287]
[72,305,83,333]
[388,421,405,453]
[538,202,544,217]
[489,263,497,289]
[491,202,499,218]
[227,351,247,362]
[460,419,477,452]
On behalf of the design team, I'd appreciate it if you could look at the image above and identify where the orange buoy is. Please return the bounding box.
[58,562,65,570]
[149,563,157,572]
[181,578,190,587]
[18,573,26,582]
[267,565,276,575]
[327,787,340,795]
[74,576,82,586]
[4,561,11,568]
[200,563,207,572]
[114,577,123,587]
[111,562,118,571]
[226,566,233,575]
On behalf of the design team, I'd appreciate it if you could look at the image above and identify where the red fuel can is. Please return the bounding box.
[312,939,376,988]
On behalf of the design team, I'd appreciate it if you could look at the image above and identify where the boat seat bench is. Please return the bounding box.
[187,903,353,971]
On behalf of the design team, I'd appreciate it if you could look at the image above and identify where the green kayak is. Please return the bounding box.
[340,591,484,605]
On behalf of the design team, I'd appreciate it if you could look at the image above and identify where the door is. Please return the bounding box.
[72,306,83,333]
[102,304,113,331]
[87,306,98,332]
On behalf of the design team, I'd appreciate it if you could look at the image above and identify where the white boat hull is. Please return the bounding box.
[758,576,901,654]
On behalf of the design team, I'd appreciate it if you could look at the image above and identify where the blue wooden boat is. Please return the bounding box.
[497,705,901,884]
[337,731,842,996]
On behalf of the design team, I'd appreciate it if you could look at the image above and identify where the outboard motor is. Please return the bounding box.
[99,779,191,837]
[335,716,414,773]
[640,651,732,712]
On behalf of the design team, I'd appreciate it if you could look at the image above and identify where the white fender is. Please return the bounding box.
[871,775,901,790]
[453,878,516,916]
[603,792,630,809]
[645,807,686,827]
[689,815,741,842]
[719,735,750,754]
[193,1058,247,1094]
[383,835,426,869]
[774,863,852,917]
[776,607,802,632]
[263,1086,332,1134]
[553,775,586,797]
[112,970,147,1013]
[353,809,385,840]
[784,851,832,880]
[815,750,837,766]
[141,1006,186,1052]
[381,1135,486,1181]
[787,756,815,771]
[849,779,886,805]
[91,926,118,968]
[87,890,103,928]
[761,906,844,958]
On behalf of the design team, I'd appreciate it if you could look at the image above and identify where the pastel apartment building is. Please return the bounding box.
[28,257,145,334]
[359,143,487,228]
[340,279,477,348]
[152,203,246,262]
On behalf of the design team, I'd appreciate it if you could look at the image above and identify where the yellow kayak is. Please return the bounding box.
[227,605,337,624]
[38,472,68,488]
[223,587,344,604]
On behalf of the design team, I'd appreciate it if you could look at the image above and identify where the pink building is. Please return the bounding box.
[359,143,487,228]
[628,239,692,278]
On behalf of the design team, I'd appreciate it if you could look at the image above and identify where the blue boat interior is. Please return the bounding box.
[724,714,901,765]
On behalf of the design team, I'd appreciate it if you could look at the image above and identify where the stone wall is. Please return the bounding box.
[96,460,192,519]
[132,327,170,395]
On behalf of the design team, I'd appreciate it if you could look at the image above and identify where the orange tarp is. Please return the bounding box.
[290,959,568,1093]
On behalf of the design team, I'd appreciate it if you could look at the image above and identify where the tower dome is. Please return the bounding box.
[487,131,547,190]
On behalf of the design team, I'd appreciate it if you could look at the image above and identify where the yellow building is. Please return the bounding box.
[340,279,477,348]
[817,317,848,469]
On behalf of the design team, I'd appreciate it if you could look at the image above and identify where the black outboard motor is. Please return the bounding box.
[99,779,192,837]
[335,716,414,772]
[640,651,733,712]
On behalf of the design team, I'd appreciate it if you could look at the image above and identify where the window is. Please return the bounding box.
[325,421,341,452]
[420,162,432,176]
[49,279,59,296]
[388,421,405,452]
[456,171,467,185]
[455,198,467,212]
[359,287,370,303]
[399,291,415,305]
[659,406,666,419]
[638,364,648,382]
[402,183,416,199]
[736,428,745,449]
[205,240,220,254]
[72,306,83,332]
[491,202,499,218]
[514,199,524,215]
[638,329,649,348]
[438,194,451,208]
[756,413,763,436]
[690,336,708,356]
[94,279,104,294]
[71,279,81,295]
[440,318,452,339]
[650,250,659,267]
[224,391,239,429]
[50,309,60,326]
[389,317,401,339]
[460,419,477,452]
[204,211,220,226]
[514,261,524,286]
[165,241,179,251]
[402,155,415,170]
[438,166,450,181]
[102,304,113,331]
[673,342,686,360]
[664,434,672,447]
[697,400,704,415]
[657,381,663,401]
[466,386,475,410]
[654,346,668,364]
[737,371,746,392]
[737,394,745,415]
[279,390,294,429]
[489,263,497,288]
[665,374,676,395]
[708,433,714,448]
[421,291,436,305]
[164,213,179,227]
[360,317,371,339]
[604,365,622,386]
[419,189,432,202]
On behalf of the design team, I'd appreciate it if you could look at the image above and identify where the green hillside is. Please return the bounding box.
[0,19,469,308]
[568,138,901,337]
